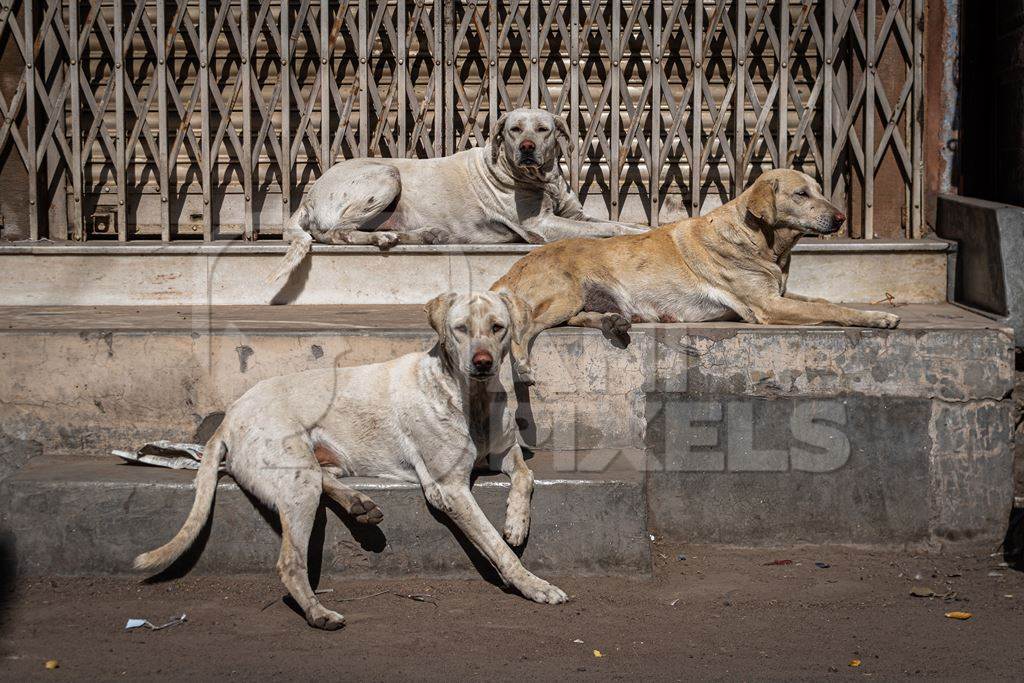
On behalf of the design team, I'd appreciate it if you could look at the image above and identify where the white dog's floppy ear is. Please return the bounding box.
[746,175,779,226]
[497,289,533,368]
[553,115,574,154]
[424,292,457,345]
[490,112,509,164]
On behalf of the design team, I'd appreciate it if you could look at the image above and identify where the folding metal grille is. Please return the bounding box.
[0,0,923,241]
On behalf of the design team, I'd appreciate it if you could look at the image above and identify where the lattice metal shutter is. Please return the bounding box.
[0,0,922,241]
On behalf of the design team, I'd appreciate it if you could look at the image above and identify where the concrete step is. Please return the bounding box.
[0,453,649,578]
[0,239,952,305]
[0,303,1015,549]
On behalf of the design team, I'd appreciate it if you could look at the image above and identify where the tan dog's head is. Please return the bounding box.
[490,108,572,174]
[744,169,846,236]
[425,291,532,382]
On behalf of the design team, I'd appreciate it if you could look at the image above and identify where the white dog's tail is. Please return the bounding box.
[132,427,227,573]
[266,206,313,284]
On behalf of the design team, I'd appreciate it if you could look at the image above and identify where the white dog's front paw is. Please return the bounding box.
[517,575,568,605]
[373,231,400,250]
[503,511,530,547]
[305,603,345,631]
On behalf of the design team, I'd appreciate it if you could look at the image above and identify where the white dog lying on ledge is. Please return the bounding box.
[133,290,566,630]
[267,107,647,284]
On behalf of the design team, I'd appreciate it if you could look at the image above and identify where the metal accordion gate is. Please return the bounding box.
[0,0,923,242]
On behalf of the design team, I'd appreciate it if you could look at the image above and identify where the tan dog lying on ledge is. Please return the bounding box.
[134,291,566,630]
[491,168,900,384]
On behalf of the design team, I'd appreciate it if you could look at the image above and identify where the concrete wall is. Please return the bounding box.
[0,306,1014,545]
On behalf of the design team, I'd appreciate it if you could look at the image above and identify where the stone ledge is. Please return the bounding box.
[0,238,952,305]
[0,237,954,256]
[0,453,649,578]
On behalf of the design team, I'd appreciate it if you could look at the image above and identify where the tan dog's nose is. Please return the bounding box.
[519,140,535,153]
[472,350,494,372]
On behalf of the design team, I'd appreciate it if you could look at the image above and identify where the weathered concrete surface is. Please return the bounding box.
[0,453,648,578]
[936,194,1024,344]
[645,397,1014,545]
[0,432,42,490]
[644,326,1012,400]
[0,239,950,306]
[643,317,1016,545]
[0,334,646,456]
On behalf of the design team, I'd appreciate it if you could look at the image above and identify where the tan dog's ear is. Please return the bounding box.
[552,115,574,154]
[498,290,533,372]
[424,292,457,345]
[490,112,509,164]
[746,176,779,226]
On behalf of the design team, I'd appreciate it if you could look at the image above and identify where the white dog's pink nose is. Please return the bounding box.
[472,350,493,372]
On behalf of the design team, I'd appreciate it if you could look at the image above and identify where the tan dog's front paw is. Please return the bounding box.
[306,604,345,631]
[867,311,900,329]
[503,512,530,547]
[518,575,568,604]
[513,363,536,386]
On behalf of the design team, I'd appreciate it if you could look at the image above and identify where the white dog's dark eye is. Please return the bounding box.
[455,324,468,334]
[492,323,505,334]
[537,127,549,133]
[510,126,522,133]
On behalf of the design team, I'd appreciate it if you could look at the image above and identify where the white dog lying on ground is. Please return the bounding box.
[133,291,567,630]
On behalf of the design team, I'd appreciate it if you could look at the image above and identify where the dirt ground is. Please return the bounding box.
[1,544,1022,681]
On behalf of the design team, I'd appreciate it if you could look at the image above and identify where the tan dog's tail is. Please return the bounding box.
[132,428,227,573]
[266,207,313,284]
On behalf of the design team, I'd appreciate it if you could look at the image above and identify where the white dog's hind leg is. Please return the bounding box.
[498,444,534,546]
[308,163,402,250]
[263,437,345,630]
[276,477,346,631]
[321,469,383,525]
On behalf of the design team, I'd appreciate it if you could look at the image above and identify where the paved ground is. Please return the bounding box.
[1,544,1021,680]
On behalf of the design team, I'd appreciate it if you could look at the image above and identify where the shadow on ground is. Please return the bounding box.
[1004,506,1024,570]
[141,472,515,618]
